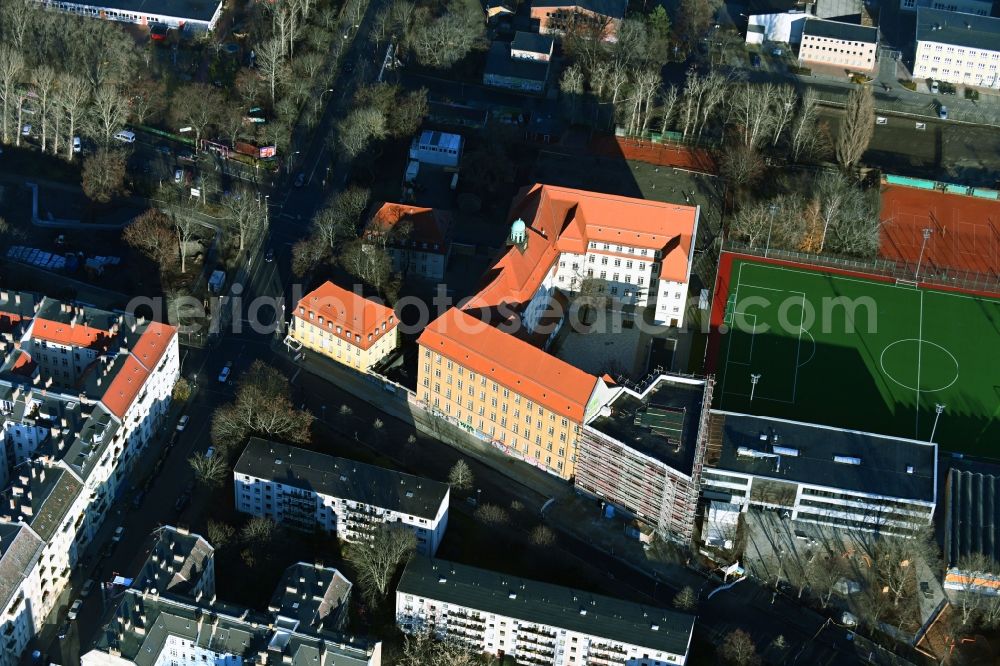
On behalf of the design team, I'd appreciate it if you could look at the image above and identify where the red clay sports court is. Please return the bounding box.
[880,183,1000,278]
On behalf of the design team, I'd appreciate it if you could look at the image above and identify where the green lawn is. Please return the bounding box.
[716,258,1000,455]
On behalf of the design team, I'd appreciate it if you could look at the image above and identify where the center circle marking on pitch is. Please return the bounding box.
[879,339,960,393]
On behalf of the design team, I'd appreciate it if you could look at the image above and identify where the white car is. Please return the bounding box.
[930,80,939,94]
[112,526,124,543]
[73,136,81,153]
[176,415,190,431]
[174,168,183,184]
[68,599,82,621]
[21,125,31,137]
[939,106,948,120]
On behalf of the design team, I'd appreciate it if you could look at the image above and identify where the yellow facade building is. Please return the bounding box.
[290,282,398,373]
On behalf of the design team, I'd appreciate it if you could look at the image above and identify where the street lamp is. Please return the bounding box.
[915,228,933,281]
[750,373,762,402]
[929,404,946,443]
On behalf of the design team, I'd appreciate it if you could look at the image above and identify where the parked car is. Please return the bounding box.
[58,622,70,639]
[920,581,932,598]
[112,526,124,543]
[177,150,195,162]
[80,579,95,598]
[173,168,183,184]
[176,415,190,431]
[72,136,81,153]
[939,105,948,120]
[205,446,216,460]
[156,143,172,155]
[930,80,939,94]
[114,129,136,143]
[751,53,761,68]
[218,363,231,383]
[67,599,82,621]
[771,47,783,57]
[265,248,274,262]
[21,125,31,137]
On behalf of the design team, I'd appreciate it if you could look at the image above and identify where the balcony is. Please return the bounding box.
[518,624,556,640]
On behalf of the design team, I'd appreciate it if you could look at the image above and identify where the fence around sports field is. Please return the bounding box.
[722,241,1000,298]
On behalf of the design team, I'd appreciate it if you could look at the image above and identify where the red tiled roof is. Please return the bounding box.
[132,321,176,372]
[100,322,177,419]
[418,308,599,422]
[31,318,113,351]
[368,202,452,255]
[102,356,148,419]
[294,282,397,351]
[465,184,697,310]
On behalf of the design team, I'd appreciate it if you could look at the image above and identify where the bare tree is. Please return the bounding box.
[171,213,200,274]
[447,460,474,491]
[530,525,556,547]
[719,629,760,666]
[57,74,89,161]
[673,586,697,611]
[729,200,773,248]
[406,0,485,69]
[81,149,128,203]
[224,188,269,255]
[720,143,766,188]
[474,503,510,526]
[207,520,236,548]
[770,85,798,147]
[32,66,57,154]
[789,93,821,162]
[659,85,679,135]
[123,209,178,274]
[256,37,286,104]
[0,47,24,145]
[728,82,777,148]
[89,85,130,148]
[836,84,875,172]
[173,83,223,150]
[345,524,416,604]
[337,106,386,158]
[0,0,33,54]
[560,64,585,125]
[211,360,314,448]
[240,516,277,544]
[189,452,228,487]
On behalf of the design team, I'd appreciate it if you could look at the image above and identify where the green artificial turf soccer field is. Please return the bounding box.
[716,258,1000,454]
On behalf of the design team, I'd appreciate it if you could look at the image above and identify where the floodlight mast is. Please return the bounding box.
[929,403,946,443]
[915,228,933,281]
[750,374,762,402]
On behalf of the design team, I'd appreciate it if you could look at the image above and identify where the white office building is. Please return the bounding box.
[0,292,179,665]
[32,0,224,32]
[700,411,937,536]
[234,438,450,556]
[396,557,696,665]
[913,8,1000,89]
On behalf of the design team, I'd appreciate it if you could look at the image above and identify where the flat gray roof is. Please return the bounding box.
[398,557,695,656]
[916,7,1000,51]
[802,17,878,43]
[709,411,937,502]
[234,438,449,520]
